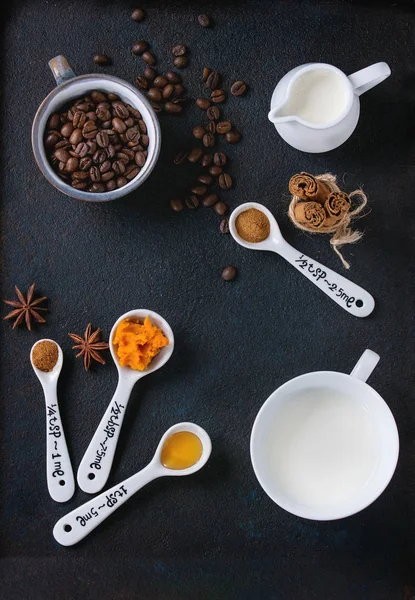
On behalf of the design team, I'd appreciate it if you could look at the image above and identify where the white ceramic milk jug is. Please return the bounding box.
[268,62,391,153]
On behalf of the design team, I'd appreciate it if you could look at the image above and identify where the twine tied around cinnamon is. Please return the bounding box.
[288,172,368,269]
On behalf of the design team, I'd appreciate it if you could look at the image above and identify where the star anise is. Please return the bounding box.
[3,283,48,330]
[68,324,109,371]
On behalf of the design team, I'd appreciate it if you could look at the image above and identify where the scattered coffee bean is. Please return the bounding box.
[214,152,227,166]
[172,44,188,56]
[173,56,188,69]
[198,14,211,27]
[144,66,157,80]
[185,195,199,209]
[196,98,211,110]
[154,76,168,88]
[203,132,215,147]
[165,102,183,114]
[131,8,145,22]
[231,80,247,96]
[197,174,213,185]
[214,201,229,215]
[162,84,175,99]
[206,121,216,134]
[202,193,218,207]
[220,218,230,234]
[187,148,203,163]
[221,266,237,281]
[216,121,232,134]
[150,101,163,113]
[211,89,226,103]
[93,54,110,65]
[205,70,219,89]
[174,149,188,164]
[209,165,223,176]
[132,41,148,55]
[201,153,213,167]
[193,126,206,140]
[142,52,156,66]
[219,173,232,190]
[191,185,207,196]
[147,87,162,102]
[166,71,182,83]
[170,198,184,212]
[225,130,241,144]
[207,106,220,120]
[203,67,211,82]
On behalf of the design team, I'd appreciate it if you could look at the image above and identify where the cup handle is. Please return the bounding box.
[348,62,391,96]
[350,349,380,382]
[48,55,76,86]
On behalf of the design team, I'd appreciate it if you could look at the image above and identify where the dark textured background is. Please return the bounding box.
[0,1,414,598]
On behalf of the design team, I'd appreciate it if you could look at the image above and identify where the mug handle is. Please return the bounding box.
[348,62,391,96]
[350,349,380,382]
[48,55,76,86]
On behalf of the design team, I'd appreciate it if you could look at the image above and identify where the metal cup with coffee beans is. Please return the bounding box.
[44,91,149,193]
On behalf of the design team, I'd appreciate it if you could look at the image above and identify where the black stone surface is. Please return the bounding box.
[0,1,414,598]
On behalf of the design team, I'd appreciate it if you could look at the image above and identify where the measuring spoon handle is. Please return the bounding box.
[77,379,135,494]
[54,464,158,546]
[276,240,375,317]
[44,388,75,502]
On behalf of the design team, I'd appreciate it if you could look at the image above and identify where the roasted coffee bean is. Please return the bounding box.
[202,66,211,82]
[141,134,149,146]
[138,119,147,133]
[173,56,188,69]
[187,148,203,163]
[206,121,216,134]
[147,87,162,102]
[214,201,228,216]
[127,104,142,119]
[93,150,107,164]
[198,14,211,27]
[172,44,187,56]
[154,76,168,88]
[165,71,181,84]
[106,180,117,191]
[185,195,199,209]
[112,101,130,119]
[203,132,215,147]
[132,40,148,55]
[116,176,128,188]
[80,157,92,170]
[201,153,213,167]
[221,265,237,281]
[72,170,89,181]
[196,98,211,110]
[126,126,141,144]
[207,106,220,120]
[101,170,115,182]
[58,161,66,172]
[211,89,226,103]
[172,96,187,105]
[93,54,110,65]
[124,148,136,161]
[102,120,112,129]
[45,133,60,148]
[106,144,116,158]
[193,126,206,139]
[54,149,70,163]
[125,117,134,128]
[113,160,126,175]
[165,102,183,114]
[72,181,88,190]
[112,117,127,133]
[90,166,101,182]
[116,153,129,165]
[125,166,139,180]
[173,149,188,164]
[173,84,185,98]
[144,66,157,80]
[135,75,148,90]
[131,7,145,21]
[216,121,232,134]
[87,140,97,155]
[73,111,86,128]
[48,113,60,129]
[150,101,163,113]
[162,84,175,99]
[202,193,218,207]
[55,140,70,150]
[107,93,119,101]
[82,120,98,139]
[90,183,106,193]
[220,218,230,234]
[60,112,69,124]
[60,123,73,138]
[114,143,124,152]
[209,165,223,176]
[219,173,232,190]
[225,130,241,144]
[191,185,207,196]
[96,106,111,121]
[86,111,98,122]
[65,157,79,173]
[142,51,156,66]
[75,142,89,157]
[231,80,247,96]
[214,152,227,166]
[96,131,109,148]
[76,101,92,112]
[91,90,107,103]
[205,70,219,89]
[197,174,213,185]
[135,151,146,167]
[170,198,184,212]
[99,160,112,173]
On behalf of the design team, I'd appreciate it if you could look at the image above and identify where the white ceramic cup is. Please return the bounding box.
[32,55,161,202]
[250,350,399,520]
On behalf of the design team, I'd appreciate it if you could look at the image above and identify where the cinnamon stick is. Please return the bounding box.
[293,201,326,230]
[289,172,330,204]
[322,192,351,228]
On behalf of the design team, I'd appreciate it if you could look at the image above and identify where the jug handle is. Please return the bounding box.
[350,349,380,383]
[348,62,391,96]
[48,55,77,86]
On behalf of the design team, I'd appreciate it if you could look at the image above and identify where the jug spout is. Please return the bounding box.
[268,102,296,124]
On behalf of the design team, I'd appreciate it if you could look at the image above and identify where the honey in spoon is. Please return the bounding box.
[161,431,203,470]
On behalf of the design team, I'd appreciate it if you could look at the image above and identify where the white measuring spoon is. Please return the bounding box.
[30,340,75,503]
[229,202,375,317]
[54,422,211,546]
[77,309,174,494]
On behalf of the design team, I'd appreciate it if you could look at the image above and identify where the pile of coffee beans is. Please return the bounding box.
[44,91,149,193]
